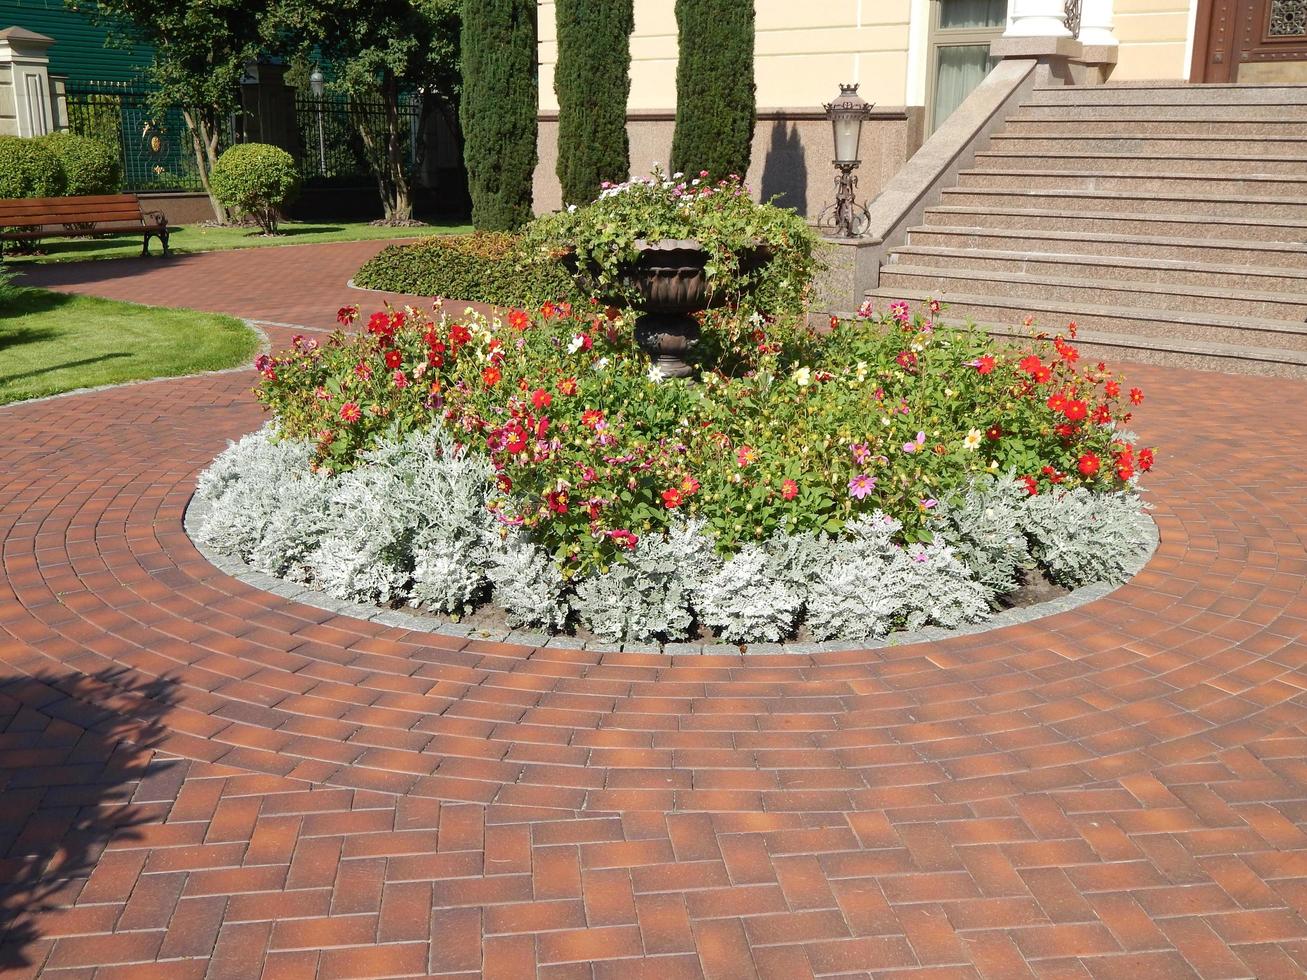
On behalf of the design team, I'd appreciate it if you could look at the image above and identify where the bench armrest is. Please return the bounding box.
[142,210,169,228]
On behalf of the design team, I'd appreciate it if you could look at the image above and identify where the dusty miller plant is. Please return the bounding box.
[806,513,990,642]
[929,471,1032,596]
[696,543,803,644]
[195,427,318,561]
[573,519,719,642]
[486,531,571,632]
[1023,488,1152,589]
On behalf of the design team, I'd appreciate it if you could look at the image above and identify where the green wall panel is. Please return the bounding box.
[0,0,152,84]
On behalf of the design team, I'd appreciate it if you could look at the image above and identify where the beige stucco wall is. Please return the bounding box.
[1112,0,1195,80]
[539,0,913,115]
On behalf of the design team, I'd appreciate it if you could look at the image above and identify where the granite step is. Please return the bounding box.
[955,168,1307,198]
[985,133,1307,156]
[972,151,1307,177]
[1013,102,1307,121]
[938,187,1307,221]
[921,205,1307,243]
[921,206,1307,243]
[888,245,1307,293]
[904,225,1307,268]
[863,287,1307,355]
[1028,82,1307,105]
[1001,117,1304,137]
[878,265,1307,320]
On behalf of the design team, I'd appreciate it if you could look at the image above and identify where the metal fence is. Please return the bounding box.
[64,83,434,195]
[64,82,212,192]
[293,95,425,184]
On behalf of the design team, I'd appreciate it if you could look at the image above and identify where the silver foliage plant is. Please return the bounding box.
[195,431,1153,646]
[572,520,719,642]
[486,532,570,632]
[805,513,992,642]
[695,541,804,644]
[929,470,1032,595]
[1023,487,1153,589]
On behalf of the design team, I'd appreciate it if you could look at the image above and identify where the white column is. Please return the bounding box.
[0,28,56,137]
[1002,0,1072,38]
[1079,0,1118,47]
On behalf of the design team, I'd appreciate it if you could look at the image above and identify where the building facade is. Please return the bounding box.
[533,0,1307,215]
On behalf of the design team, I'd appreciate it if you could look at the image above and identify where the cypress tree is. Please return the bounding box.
[555,0,634,205]
[670,0,756,181]
[460,0,538,230]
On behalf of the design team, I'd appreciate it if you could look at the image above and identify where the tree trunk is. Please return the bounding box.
[183,109,228,224]
[383,72,412,224]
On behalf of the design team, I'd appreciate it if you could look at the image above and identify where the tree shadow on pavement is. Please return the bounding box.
[0,667,180,972]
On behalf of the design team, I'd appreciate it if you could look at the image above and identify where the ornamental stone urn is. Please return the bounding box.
[569,239,772,378]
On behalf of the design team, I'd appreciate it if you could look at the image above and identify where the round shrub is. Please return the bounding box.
[210,143,300,234]
[34,132,120,196]
[0,135,66,199]
[353,232,585,307]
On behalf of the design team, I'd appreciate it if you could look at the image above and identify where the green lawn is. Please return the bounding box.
[0,287,261,405]
[1,219,472,265]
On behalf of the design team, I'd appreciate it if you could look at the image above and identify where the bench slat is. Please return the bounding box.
[0,203,144,218]
[0,212,156,229]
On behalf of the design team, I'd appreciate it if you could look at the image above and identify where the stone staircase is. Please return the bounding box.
[866,82,1307,376]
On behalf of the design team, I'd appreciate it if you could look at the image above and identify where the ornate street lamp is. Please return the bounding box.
[309,66,327,177]
[819,83,874,238]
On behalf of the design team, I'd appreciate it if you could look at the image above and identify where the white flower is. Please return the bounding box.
[592,357,609,371]
[793,367,811,387]
[567,334,585,354]
[566,204,577,213]
[963,428,982,451]
[987,460,999,471]
[945,388,956,398]
[855,361,868,382]
[647,363,665,383]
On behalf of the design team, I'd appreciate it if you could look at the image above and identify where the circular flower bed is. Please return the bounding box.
[194,299,1158,647]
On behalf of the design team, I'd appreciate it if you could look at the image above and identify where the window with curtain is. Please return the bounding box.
[929,0,1008,131]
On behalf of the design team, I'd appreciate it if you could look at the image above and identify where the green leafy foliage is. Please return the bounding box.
[460,0,537,230]
[266,0,461,222]
[210,143,301,234]
[33,133,121,196]
[0,136,67,200]
[353,232,584,307]
[252,300,1156,579]
[523,170,820,316]
[670,0,755,181]
[555,0,633,205]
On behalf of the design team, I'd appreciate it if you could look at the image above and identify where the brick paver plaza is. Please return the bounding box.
[3,242,1307,978]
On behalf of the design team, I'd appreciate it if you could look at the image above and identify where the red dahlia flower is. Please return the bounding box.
[482,367,501,387]
[339,402,362,423]
[384,350,402,369]
[1078,452,1100,477]
[661,488,684,509]
[532,388,552,410]
[781,479,798,501]
[1130,387,1144,405]
[507,309,530,331]
[975,356,996,375]
[1063,400,1088,422]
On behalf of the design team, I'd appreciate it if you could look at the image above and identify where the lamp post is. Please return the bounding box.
[309,66,326,177]
[819,83,874,239]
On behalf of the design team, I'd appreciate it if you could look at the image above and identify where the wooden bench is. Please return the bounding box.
[0,193,173,260]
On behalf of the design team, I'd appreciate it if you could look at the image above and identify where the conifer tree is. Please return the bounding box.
[555,0,633,205]
[670,0,756,181]
[460,0,538,229]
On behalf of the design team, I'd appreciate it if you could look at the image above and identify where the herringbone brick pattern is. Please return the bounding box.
[2,245,1307,976]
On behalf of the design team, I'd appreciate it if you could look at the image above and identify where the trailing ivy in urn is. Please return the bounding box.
[460,0,538,230]
[555,0,634,205]
[669,0,756,182]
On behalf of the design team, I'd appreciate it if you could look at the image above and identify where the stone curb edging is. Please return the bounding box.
[184,486,1160,657]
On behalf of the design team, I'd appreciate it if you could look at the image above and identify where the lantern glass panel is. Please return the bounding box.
[832,113,862,164]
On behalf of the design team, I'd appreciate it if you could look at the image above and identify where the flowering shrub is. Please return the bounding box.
[522,168,820,315]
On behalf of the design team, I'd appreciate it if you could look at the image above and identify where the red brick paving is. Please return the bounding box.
[3,243,1307,977]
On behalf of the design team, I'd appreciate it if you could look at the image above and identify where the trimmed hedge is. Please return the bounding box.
[34,132,121,196]
[210,143,300,234]
[353,233,584,307]
[0,136,66,200]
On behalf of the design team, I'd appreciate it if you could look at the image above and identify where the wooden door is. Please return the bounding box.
[1192,0,1307,82]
